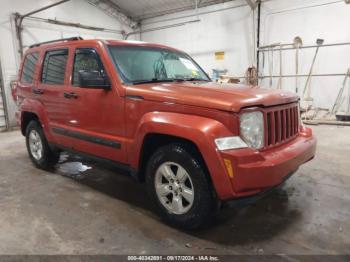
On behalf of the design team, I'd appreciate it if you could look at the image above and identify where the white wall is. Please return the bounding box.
[260,0,350,110]
[141,0,255,78]
[141,0,350,110]
[2,0,349,127]
[0,0,133,127]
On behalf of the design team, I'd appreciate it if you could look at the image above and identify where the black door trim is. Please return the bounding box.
[49,143,140,181]
[52,127,121,149]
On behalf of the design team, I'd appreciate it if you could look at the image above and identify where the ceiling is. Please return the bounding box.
[110,0,235,21]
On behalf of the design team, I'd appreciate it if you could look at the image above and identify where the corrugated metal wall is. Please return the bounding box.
[111,0,234,20]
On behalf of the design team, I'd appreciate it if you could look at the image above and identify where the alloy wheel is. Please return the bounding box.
[155,162,194,215]
[28,130,43,160]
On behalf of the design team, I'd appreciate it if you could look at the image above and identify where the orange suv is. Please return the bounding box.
[15,37,316,228]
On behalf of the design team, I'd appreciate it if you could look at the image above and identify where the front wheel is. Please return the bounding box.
[146,143,217,229]
[25,120,59,170]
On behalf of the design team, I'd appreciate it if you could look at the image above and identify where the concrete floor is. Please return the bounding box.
[0,125,349,255]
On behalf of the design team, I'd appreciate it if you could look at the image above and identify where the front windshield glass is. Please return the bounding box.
[108,45,210,84]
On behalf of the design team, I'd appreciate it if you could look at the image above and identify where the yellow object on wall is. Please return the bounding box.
[215,51,225,60]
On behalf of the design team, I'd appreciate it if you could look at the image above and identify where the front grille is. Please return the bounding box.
[264,103,299,148]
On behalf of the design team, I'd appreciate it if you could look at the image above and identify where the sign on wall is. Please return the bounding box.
[215,51,225,60]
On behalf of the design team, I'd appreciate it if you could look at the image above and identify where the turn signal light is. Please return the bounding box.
[223,158,234,178]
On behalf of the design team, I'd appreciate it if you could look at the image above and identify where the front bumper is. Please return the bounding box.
[224,170,296,208]
[219,128,316,199]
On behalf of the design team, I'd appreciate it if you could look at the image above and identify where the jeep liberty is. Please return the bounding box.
[15,37,316,228]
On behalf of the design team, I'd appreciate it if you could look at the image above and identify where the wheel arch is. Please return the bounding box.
[19,98,52,140]
[138,133,209,183]
[21,111,39,135]
[129,112,235,199]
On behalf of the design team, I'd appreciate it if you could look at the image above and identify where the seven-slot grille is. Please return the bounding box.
[264,103,299,148]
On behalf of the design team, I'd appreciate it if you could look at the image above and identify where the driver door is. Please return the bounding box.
[61,46,126,163]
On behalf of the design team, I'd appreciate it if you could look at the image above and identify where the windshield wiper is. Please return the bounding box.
[186,77,209,81]
[131,77,209,85]
[131,78,175,85]
[172,77,209,82]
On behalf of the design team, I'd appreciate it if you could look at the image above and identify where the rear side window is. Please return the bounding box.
[41,49,68,85]
[21,52,39,84]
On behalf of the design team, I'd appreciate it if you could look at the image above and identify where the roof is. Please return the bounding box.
[26,37,182,53]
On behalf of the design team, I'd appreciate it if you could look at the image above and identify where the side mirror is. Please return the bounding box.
[78,70,111,89]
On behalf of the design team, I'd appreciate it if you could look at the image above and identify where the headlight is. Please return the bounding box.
[215,136,247,151]
[240,111,264,149]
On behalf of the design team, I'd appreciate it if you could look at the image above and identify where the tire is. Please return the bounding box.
[145,143,217,229]
[25,120,59,170]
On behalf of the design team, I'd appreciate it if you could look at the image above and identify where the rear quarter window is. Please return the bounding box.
[41,49,68,85]
[21,52,39,84]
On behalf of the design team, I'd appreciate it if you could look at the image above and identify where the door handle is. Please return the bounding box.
[32,88,44,95]
[64,92,78,99]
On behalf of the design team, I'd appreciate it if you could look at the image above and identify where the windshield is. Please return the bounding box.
[108,45,210,85]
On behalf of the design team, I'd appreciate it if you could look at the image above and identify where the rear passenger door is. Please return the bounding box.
[37,48,73,146]
[61,46,126,163]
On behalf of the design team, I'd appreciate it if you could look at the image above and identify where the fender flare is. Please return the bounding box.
[20,98,53,141]
[129,111,235,199]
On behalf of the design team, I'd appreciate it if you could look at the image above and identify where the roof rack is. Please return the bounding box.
[29,36,83,48]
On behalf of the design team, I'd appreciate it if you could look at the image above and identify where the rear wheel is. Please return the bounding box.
[146,143,217,229]
[25,120,59,170]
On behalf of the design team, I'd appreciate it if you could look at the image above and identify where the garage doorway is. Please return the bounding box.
[0,60,8,130]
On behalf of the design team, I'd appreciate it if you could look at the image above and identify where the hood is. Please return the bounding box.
[125,81,298,112]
